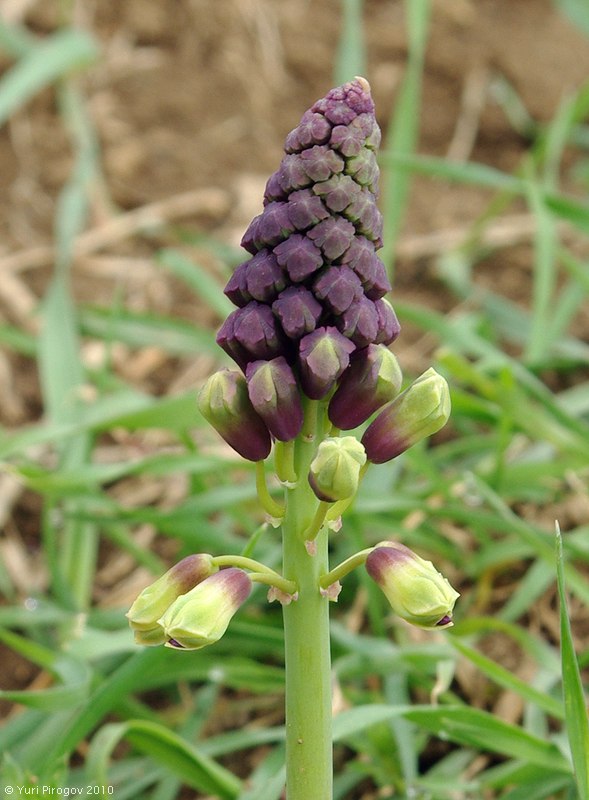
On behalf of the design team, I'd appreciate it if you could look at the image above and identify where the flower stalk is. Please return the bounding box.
[127,77,458,799]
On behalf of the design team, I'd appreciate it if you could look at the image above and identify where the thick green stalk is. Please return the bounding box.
[282,403,333,799]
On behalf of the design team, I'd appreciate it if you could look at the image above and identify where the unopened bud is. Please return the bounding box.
[308,436,366,502]
[126,554,217,646]
[246,357,304,441]
[361,368,450,463]
[298,326,355,400]
[159,568,252,650]
[366,542,459,629]
[328,344,402,429]
[198,369,272,461]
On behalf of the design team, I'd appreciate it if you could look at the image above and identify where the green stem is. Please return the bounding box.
[282,402,333,800]
[319,547,374,590]
[255,461,285,519]
[211,555,297,595]
[304,501,330,541]
[275,440,298,484]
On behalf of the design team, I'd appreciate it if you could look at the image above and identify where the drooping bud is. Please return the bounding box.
[272,286,323,340]
[328,344,403,429]
[126,554,217,646]
[374,298,401,345]
[246,357,304,441]
[298,326,356,400]
[365,542,459,629]
[361,368,450,463]
[159,568,252,650]
[308,436,366,502]
[198,369,272,461]
[216,303,285,367]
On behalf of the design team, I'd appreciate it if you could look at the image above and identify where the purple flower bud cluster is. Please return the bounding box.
[217,79,400,418]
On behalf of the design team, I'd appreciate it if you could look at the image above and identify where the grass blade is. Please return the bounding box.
[157,248,233,319]
[556,522,589,797]
[87,720,241,798]
[380,0,432,274]
[0,28,98,127]
[335,0,365,84]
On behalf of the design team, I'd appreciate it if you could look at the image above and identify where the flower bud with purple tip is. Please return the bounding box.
[159,568,252,650]
[198,369,272,461]
[246,357,304,441]
[126,554,217,646]
[328,344,403,430]
[366,542,459,629]
[361,368,450,463]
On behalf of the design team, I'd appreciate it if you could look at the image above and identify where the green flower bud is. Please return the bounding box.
[308,436,366,502]
[366,542,459,629]
[126,554,217,646]
[158,568,252,650]
[198,369,272,462]
[361,367,450,463]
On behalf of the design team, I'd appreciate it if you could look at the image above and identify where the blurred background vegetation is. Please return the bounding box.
[0,1,588,798]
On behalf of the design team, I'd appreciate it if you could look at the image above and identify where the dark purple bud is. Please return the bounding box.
[313,174,361,213]
[313,266,363,314]
[246,357,304,441]
[274,234,324,282]
[253,202,295,248]
[374,298,401,345]
[343,188,383,242]
[345,148,379,191]
[329,124,366,157]
[278,154,312,193]
[198,369,271,461]
[307,217,356,261]
[328,344,403,429]
[336,296,379,347]
[353,112,377,138]
[300,145,344,182]
[264,171,287,204]
[298,326,355,400]
[313,98,357,125]
[217,303,284,366]
[240,215,261,254]
[365,120,382,150]
[245,251,286,303]
[272,286,323,340]
[284,110,332,153]
[216,312,252,370]
[224,260,252,308]
[312,78,374,122]
[287,189,330,231]
[340,239,391,299]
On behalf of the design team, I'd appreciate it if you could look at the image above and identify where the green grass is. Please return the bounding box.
[1,1,589,798]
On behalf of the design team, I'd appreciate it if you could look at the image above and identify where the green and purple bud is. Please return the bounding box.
[361,368,450,463]
[328,344,403,430]
[198,369,272,461]
[366,542,459,629]
[159,568,252,650]
[217,78,400,400]
[298,326,355,400]
[246,357,304,441]
[308,436,366,502]
[126,554,217,646]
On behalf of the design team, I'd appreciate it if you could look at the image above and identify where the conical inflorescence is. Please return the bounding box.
[217,78,400,412]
